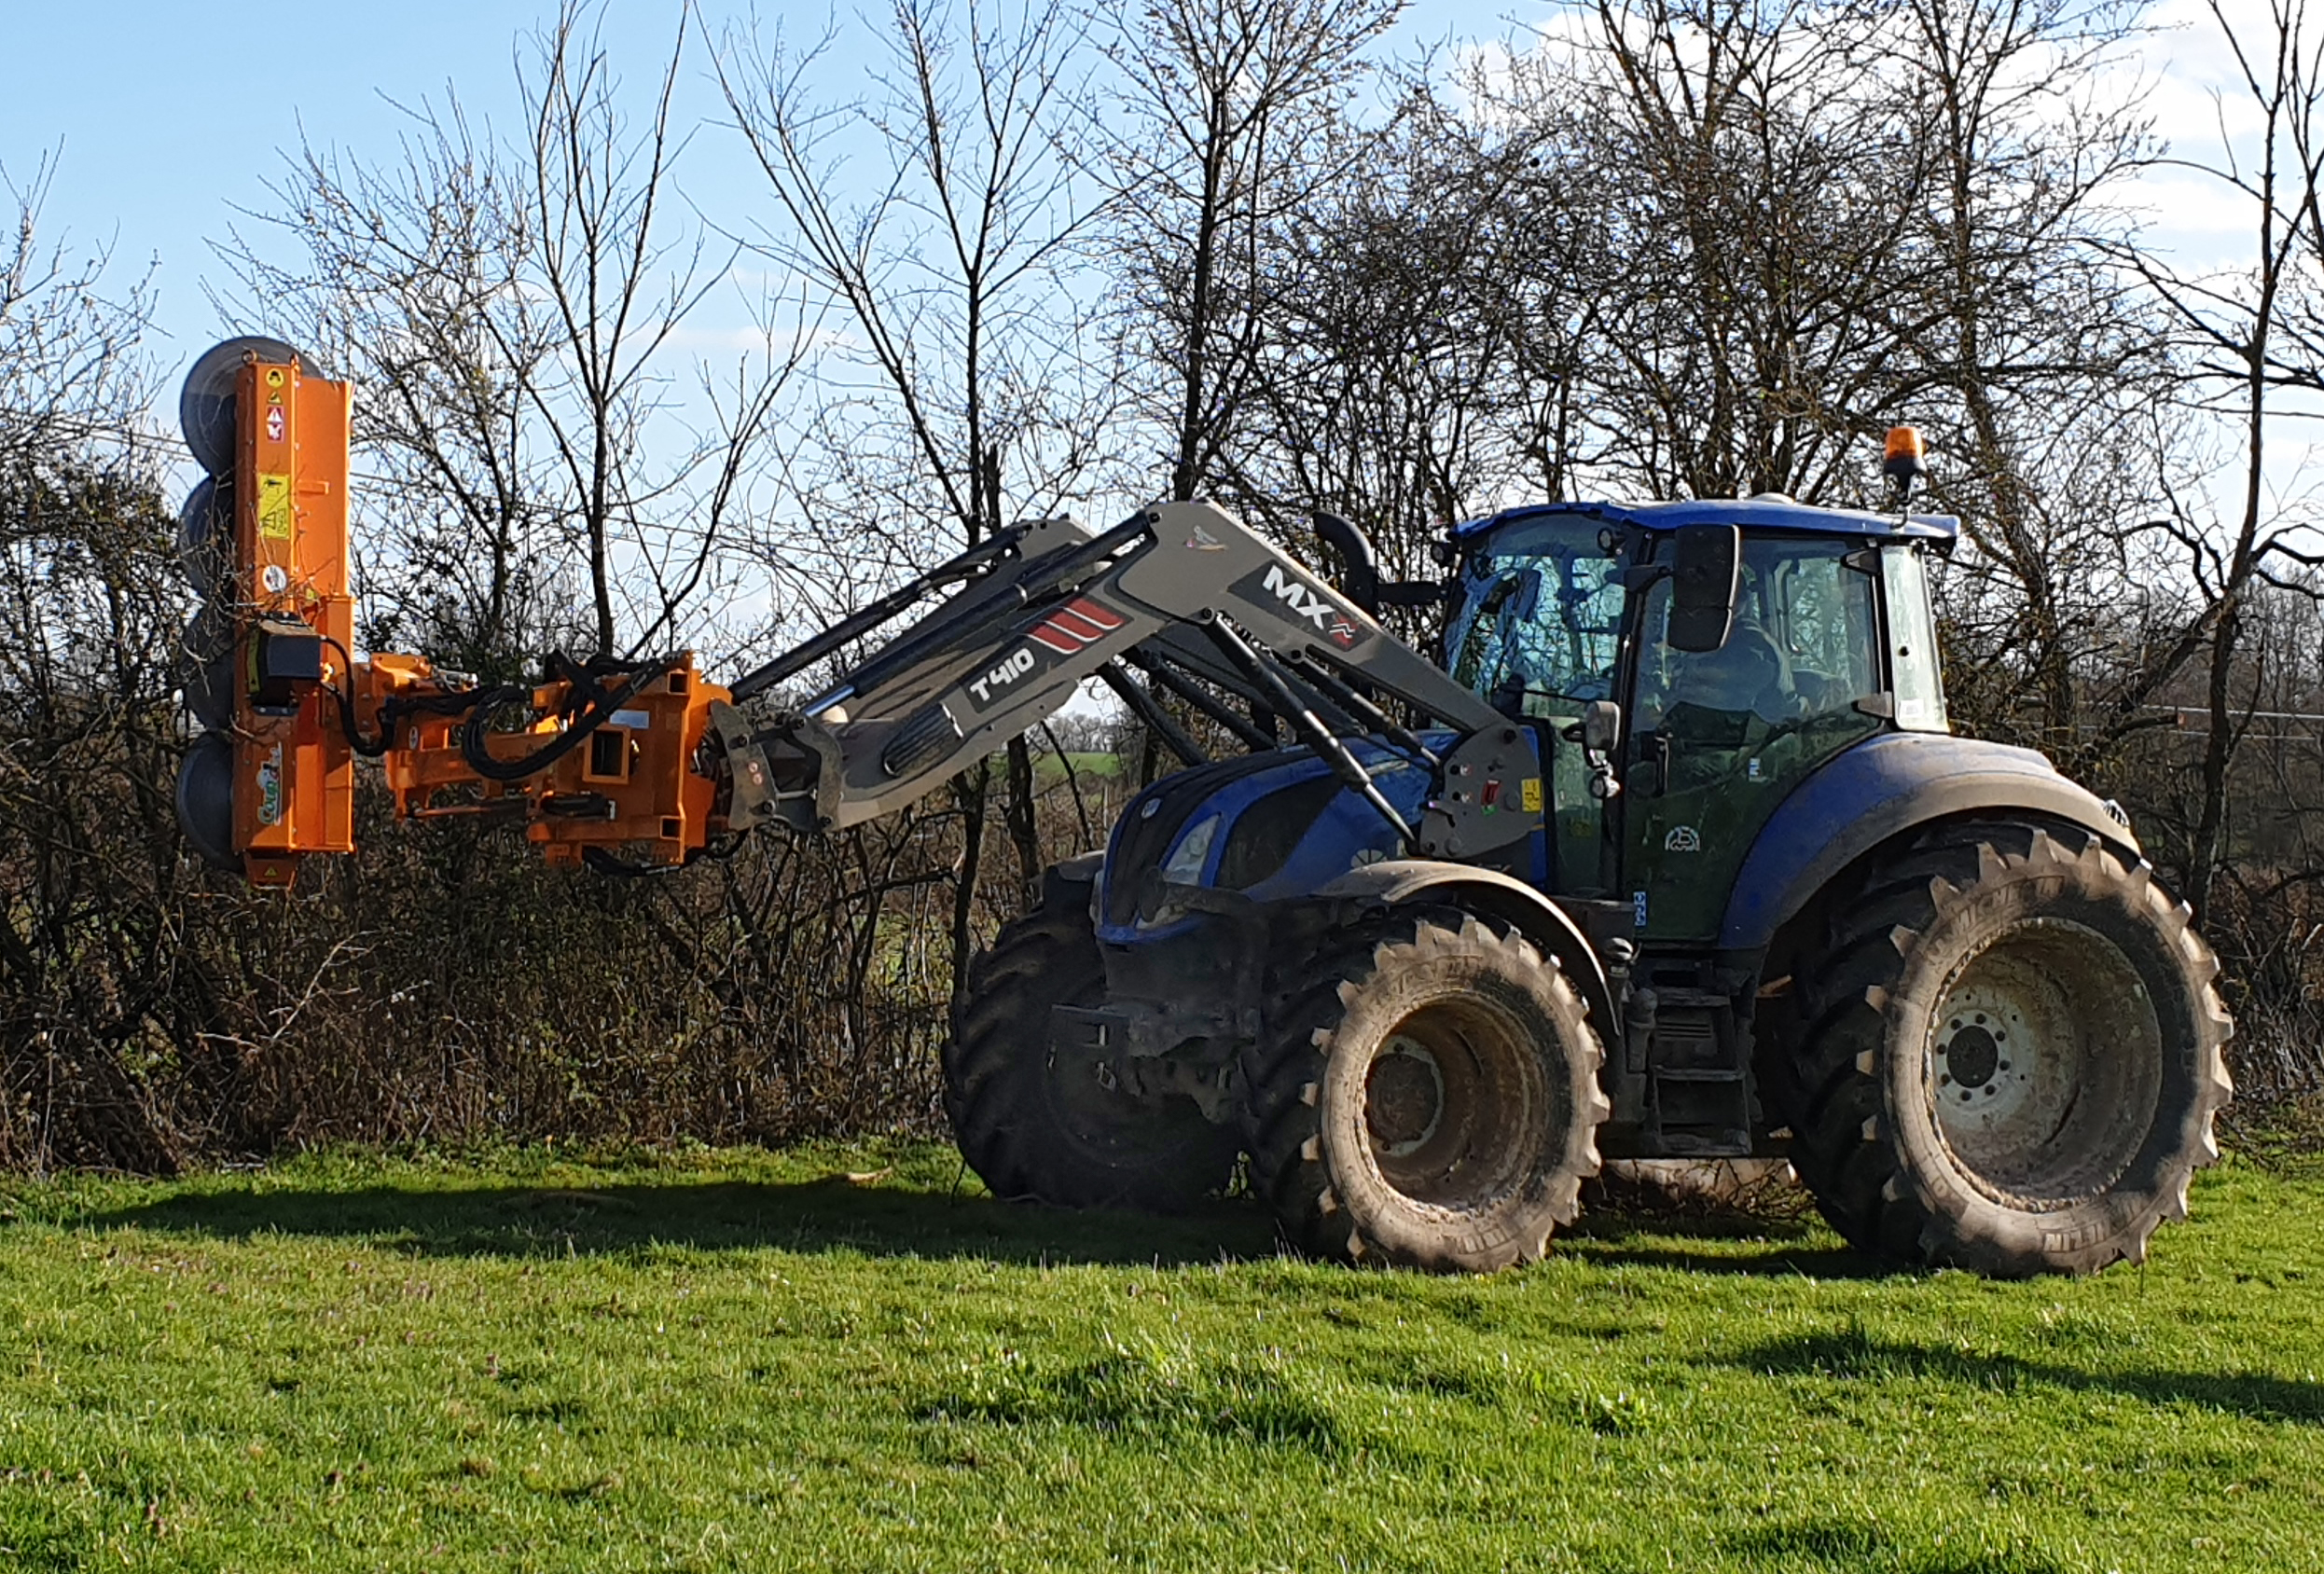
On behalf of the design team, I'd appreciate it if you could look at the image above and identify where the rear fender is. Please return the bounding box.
[1721,732,2137,952]
[1308,859,1616,1036]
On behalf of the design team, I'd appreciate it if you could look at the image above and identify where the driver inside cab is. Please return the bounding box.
[1667,620,1794,722]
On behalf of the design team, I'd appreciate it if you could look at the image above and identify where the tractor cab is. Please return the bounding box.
[1445,498,1957,943]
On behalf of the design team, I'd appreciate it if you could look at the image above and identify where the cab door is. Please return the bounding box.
[1622,535,1885,944]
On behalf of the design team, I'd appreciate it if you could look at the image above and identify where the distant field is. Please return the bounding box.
[1035,751,1124,782]
[2,1142,2319,1572]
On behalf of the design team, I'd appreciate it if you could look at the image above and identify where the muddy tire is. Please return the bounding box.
[1784,820,2233,1276]
[943,874,1238,1213]
[1240,912,1611,1272]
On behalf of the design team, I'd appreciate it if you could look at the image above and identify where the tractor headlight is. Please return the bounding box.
[1137,812,1224,930]
[1161,812,1221,884]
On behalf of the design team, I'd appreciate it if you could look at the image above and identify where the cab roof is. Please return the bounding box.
[1452,495,1959,544]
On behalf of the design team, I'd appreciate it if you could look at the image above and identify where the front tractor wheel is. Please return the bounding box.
[1784,821,2234,1276]
[1240,913,1611,1272]
[943,879,1238,1213]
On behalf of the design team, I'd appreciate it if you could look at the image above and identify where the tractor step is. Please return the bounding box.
[1642,999,1752,1156]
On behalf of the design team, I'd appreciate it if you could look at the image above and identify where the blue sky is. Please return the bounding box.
[0,1,2270,380]
[3,2,733,367]
[0,2,1536,381]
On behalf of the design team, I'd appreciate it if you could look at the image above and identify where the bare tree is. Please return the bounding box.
[1547,0,1943,498]
[224,2,792,670]
[2116,0,2324,915]
[1228,77,1594,572]
[0,161,183,1171]
[1099,0,1404,510]
[522,3,751,656]
[719,0,1114,966]
[0,155,155,473]
[1900,0,2163,763]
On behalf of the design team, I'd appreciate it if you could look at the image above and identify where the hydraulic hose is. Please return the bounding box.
[321,637,391,759]
[458,654,686,783]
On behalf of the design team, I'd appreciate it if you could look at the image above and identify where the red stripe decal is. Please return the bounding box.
[1049,609,1109,641]
[1027,627,1082,654]
[1067,597,1125,630]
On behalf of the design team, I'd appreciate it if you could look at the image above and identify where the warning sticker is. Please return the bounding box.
[1520,778,1543,813]
[257,473,293,540]
[257,743,284,826]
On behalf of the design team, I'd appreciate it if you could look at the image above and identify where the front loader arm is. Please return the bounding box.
[729,500,1507,835]
[172,341,1526,885]
[178,358,1518,884]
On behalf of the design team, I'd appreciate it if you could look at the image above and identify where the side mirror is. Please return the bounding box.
[1571,698,1623,801]
[1668,524,1741,653]
[1580,698,1621,753]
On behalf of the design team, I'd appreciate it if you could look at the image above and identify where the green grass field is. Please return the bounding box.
[2,1142,2319,1573]
[1033,751,1124,784]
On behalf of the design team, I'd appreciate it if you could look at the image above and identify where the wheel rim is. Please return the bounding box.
[1925,917,2164,1205]
[1361,996,1548,1208]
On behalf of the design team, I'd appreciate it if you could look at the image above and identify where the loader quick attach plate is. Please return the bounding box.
[706,700,781,830]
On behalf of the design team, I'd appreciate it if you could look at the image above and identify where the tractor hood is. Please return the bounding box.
[1094,741,1436,944]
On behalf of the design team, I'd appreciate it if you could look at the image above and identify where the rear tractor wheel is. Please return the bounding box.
[943,867,1239,1213]
[1240,912,1611,1272]
[1783,821,2233,1276]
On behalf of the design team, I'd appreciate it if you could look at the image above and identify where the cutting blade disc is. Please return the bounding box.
[174,730,242,874]
[178,335,312,476]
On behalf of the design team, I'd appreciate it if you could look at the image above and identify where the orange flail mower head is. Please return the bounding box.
[173,341,750,886]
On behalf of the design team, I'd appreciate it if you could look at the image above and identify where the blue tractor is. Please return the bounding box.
[798,490,2232,1277]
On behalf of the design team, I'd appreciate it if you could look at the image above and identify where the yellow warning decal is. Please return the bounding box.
[258,473,293,540]
[1520,777,1543,813]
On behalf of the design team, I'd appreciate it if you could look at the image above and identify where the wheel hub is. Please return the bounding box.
[1366,1036,1446,1157]
[1932,985,2033,1127]
[1944,1025,1999,1087]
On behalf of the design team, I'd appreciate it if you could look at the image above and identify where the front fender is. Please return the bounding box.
[1720,732,2137,951]
[1310,859,1616,1035]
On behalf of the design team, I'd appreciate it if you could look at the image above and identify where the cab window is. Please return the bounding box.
[1625,533,1885,940]
[1636,536,1879,736]
[1448,518,1625,717]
